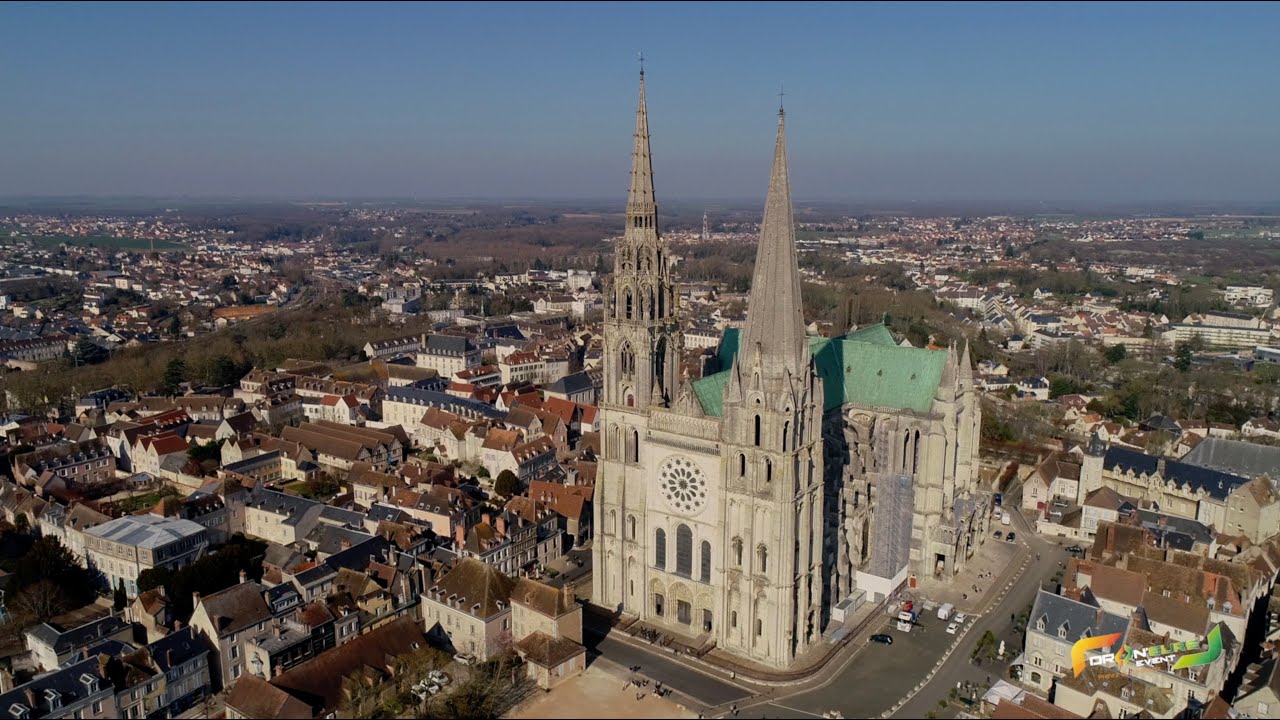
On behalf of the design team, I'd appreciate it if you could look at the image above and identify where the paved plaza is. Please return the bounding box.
[509,661,697,719]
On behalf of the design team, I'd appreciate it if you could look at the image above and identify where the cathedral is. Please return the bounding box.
[592,71,990,669]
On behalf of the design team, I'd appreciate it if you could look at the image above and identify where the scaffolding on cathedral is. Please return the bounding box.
[868,473,914,582]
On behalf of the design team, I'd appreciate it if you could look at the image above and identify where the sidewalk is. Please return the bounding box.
[914,530,1027,615]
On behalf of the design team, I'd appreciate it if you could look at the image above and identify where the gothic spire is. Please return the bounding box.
[627,70,657,223]
[740,107,807,376]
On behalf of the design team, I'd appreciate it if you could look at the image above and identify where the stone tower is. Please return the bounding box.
[1078,430,1107,505]
[719,106,826,666]
[602,68,681,410]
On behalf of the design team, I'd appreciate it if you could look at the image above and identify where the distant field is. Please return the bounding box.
[28,234,187,250]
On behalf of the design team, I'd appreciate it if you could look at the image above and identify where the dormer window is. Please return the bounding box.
[1036,615,1046,632]
[80,672,99,693]
[1207,597,1216,610]
[1058,622,1069,639]
[1224,601,1233,613]
[9,704,28,720]
[44,690,61,710]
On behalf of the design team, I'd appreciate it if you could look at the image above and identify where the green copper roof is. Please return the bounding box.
[692,323,947,417]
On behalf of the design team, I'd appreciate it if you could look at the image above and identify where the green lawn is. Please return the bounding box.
[27,234,188,250]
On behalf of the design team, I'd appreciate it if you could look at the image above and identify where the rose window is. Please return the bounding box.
[659,456,708,515]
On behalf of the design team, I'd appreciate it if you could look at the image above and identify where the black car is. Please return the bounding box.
[1006,532,1017,542]
[1066,544,1084,555]
[870,634,894,645]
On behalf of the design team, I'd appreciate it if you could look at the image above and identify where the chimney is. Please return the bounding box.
[174,619,183,631]
[23,688,35,709]
[1106,525,1116,554]
[239,569,247,584]
[562,583,575,607]
[192,591,201,609]
[0,669,11,693]
[274,664,284,678]
[158,586,166,598]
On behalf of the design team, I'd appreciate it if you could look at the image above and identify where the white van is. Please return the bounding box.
[1001,511,1012,526]
[937,602,954,621]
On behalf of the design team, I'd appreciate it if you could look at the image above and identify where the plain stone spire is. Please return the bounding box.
[741,107,807,376]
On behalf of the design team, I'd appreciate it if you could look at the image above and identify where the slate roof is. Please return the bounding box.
[384,387,503,419]
[423,334,476,357]
[1104,446,1248,500]
[0,656,113,720]
[695,323,948,416]
[85,514,206,550]
[25,615,131,655]
[1182,436,1280,479]
[545,370,597,397]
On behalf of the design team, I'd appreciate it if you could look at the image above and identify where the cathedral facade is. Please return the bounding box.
[592,72,990,670]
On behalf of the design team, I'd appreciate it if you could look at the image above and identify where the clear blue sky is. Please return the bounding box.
[2,1,1278,204]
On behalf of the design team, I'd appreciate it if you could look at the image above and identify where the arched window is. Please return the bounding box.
[629,429,640,463]
[754,415,762,447]
[757,545,768,574]
[626,393,635,408]
[731,610,738,628]
[620,343,635,376]
[611,425,621,461]
[782,421,790,451]
[913,430,921,474]
[627,515,636,540]
[648,289,656,320]
[676,524,693,577]
[700,541,712,583]
[609,510,617,535]
[738,453,747,478]
[658,288,665,318]
[732,537,743,566]
[624,288,633,320]
[765,458,773,483]
[654,529,666,569]
[902,430,911,472]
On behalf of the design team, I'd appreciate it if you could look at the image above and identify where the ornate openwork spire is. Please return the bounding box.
[627,69,657,224]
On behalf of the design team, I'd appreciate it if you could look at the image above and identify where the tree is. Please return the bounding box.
[73,339,108,366]
[113,580,127,611]
[1103,344,1127,364]
[494,470,520,498]
[163,358,187,394]
[1175,343,1193,373]
[9,536,97,611]
[10,580,69,624]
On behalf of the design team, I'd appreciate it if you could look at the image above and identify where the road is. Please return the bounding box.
[584,623,755,708]
[890,483,1068,718]
[730,479,1066,719]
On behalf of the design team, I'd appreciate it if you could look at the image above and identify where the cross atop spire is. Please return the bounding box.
[739,105,807,377]
[778,83,786,114]
[638,51,645,76]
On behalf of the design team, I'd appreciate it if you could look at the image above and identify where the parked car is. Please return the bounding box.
[1066,545,1084,556]
[1006,532,1017,543]
[870,633,894,645]
[953,612,968,625]
[946,623,959,635]
[994,530,1003,539]
[429,670,450,686]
